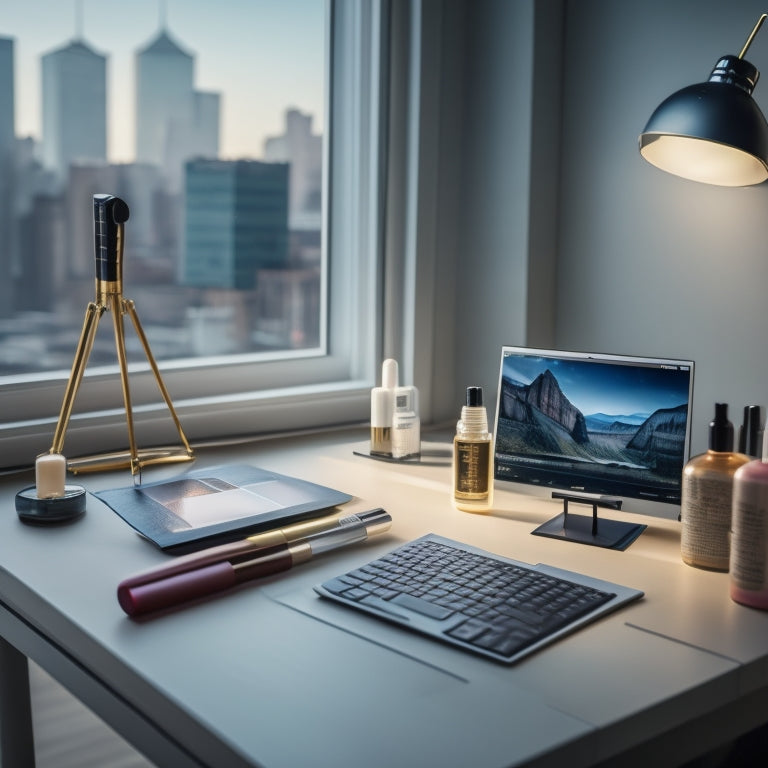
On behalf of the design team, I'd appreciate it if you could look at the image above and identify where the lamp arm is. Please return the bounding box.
[739,13,767,59]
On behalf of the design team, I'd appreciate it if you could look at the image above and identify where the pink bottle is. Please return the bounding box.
[730,427,768,609]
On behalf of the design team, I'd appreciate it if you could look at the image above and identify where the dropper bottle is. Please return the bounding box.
[370,359,398,456]
[453,386,494,512]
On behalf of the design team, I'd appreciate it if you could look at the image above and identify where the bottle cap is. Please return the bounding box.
[466,386,483,407]
[739,404,762,457]
[382,359,398,389]
[709,402,734,452]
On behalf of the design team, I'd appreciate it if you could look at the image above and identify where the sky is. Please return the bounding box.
[1,0,326,162]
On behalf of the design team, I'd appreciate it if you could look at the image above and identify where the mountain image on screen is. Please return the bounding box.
[496,369,688,487]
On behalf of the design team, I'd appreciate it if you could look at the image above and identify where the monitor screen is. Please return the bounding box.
[494,347,694,516]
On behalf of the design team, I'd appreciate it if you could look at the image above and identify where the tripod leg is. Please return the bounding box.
[51,303,105,455]
[123,299,194,457]
[109,294,141,475]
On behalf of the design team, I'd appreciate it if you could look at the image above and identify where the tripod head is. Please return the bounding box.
[94,194,130,299]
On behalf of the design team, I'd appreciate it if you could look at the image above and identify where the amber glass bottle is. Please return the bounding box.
[453,386,494,512]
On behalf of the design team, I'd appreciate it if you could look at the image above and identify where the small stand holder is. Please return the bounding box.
[49,194,194,478]
[532,492,646,551]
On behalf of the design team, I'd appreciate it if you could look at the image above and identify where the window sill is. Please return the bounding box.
[0,380,371,471]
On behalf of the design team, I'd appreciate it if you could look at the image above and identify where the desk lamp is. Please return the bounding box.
[639,13,768,186]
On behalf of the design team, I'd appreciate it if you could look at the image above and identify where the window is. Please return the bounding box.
[0,0,387,468]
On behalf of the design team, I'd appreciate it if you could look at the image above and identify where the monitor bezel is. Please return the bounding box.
[493,346,695,521]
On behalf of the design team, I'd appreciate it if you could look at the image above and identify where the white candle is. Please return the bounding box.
[36,453,66,499]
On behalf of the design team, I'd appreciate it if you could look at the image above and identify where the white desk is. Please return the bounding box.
[1,429,767,767]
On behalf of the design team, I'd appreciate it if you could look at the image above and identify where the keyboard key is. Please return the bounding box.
[391,592,455,620]
[447,619,493,642]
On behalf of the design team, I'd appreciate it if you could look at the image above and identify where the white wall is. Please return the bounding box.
[444,0,768,455]
[556,0,768,454]
[432,0,554,421]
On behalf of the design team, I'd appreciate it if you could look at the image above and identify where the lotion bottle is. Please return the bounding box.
[370,359,398,456]
[680,403,751,571]
[730,424,768,609]
[453,386,494,512]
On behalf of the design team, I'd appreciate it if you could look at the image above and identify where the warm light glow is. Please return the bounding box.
[640,134,768,186]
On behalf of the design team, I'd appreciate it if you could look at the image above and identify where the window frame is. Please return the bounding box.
[0,0,389,469]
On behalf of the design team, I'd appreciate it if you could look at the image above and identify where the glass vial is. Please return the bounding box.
[680,403,751,570]
[453,386,494,512]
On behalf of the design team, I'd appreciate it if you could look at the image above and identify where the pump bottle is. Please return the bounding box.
[680,403,750,570]
[730,423,768,609]
[453,386,494,512]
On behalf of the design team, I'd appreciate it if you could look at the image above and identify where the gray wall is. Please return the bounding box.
[442,0,768,455]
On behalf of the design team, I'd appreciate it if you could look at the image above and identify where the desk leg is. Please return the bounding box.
[0,636,36,767]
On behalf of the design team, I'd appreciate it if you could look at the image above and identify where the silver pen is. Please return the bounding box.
[118,508,392,616]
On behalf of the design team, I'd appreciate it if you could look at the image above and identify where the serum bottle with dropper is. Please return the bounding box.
[453,386,494,512]
[370,359,398,457]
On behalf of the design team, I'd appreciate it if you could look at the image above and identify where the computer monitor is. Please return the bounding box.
[493,346,695,549]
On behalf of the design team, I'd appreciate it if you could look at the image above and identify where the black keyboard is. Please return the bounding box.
[315,534,643,664]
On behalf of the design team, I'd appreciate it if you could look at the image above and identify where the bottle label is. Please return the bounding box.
[392,418,420,459]
[680,474,734,570]
[454,440,491,499]
[731,481,768,590]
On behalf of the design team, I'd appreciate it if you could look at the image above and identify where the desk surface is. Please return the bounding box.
[1,429,767,768]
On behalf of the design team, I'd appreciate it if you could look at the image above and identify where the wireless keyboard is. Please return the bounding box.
[315,534,643,664]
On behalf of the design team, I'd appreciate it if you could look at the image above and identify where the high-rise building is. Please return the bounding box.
[135,29,220,191]
[0,37,15,318]
[183,159,289,290]
[17,193,66,312]
[0,37,13,158]
[194,91,221,160]
[264,108,323,228]
[41,39,107,185]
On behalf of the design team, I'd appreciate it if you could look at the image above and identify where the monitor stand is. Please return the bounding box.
[532,492,646,551]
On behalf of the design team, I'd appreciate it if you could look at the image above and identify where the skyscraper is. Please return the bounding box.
[0,37,16,318]
[264,108,323,228]
[183,159,289,290]
[135,29,220,191]
[0,37,13,158]
[41,39,107,185]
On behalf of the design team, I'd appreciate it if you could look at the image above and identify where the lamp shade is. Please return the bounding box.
[639,55,768,186]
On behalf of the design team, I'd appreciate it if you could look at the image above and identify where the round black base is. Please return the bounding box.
[15,485,87,524]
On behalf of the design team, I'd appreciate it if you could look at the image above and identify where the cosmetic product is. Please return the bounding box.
[117,509,373,587]
[680,403,750,571]
[14,452,86,524]
[117,508,392,616]
[730,425,768,610]
[738,405,763,458]
[453,386,494,512]
[35,453,66,498]
[370,359,398,456]
[391,385,421,459]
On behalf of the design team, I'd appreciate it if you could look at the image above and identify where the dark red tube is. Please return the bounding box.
[117,544,295,616]
[118,561,238,616]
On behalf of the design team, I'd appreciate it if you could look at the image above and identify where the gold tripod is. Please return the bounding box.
[50,194,194,477]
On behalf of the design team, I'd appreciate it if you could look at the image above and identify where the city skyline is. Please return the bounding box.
[1,0,325,163]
